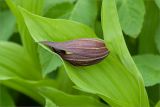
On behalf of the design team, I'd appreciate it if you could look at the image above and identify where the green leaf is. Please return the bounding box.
[138,0,159,54]
[155,100,160,107]
[117,0,145,38]
[155,11,160,53]
[45,98,57,107]
[44,0,75,14]
[55,66,74,94]
[155,0,160,9]
[101,0,149,106]
[38,87,107,107]
[38,46,62,77]
[0,10,16,40]
[6,0,44,71]
[19,6,150,107]
[0,41,42,80]
[155,24,160,53]
[2,79,44,105]
[19,8,96,42]
[70,0,98,28]
[133,54,160,86]
[3,78,105,107]
[0,85,15,107]
[44,2,74,19]
[0,41,43,103]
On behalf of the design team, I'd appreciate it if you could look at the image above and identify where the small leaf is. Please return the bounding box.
[70,0,98,28]
[117,0,145,37]
[133,54,160,86]
[38,46,62,77]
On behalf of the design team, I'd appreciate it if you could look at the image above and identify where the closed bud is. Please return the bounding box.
[40,38,109,66]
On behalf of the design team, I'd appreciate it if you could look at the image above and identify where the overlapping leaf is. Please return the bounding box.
[38,46,62,77]
[44,2,74,19]
[139,0,159,54]
[155,0,160,9]
[0,41,43,103]
[0,10,16,40]
[70,0,98,28]
[19,1,149,106]
[39,87,106,107]
[133,54,160,86]
[0,85,15,107]
[6,0,43,71]
[0,41,41,80]
[117,0,145,38]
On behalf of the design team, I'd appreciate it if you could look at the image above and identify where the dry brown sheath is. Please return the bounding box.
[40,38,109,66]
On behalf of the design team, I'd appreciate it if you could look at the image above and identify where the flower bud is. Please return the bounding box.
[40,38,109,66]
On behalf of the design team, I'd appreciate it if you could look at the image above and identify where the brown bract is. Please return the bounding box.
[40,38,109,66]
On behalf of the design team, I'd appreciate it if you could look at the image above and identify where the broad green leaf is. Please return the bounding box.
[38,87,107,107]
[0,41,42,80]
[70,0,98,28]
[133,55,160,86]
[6,0,44,71]
[38,46,62,77]
[0,85,15,107]
[1,79,56,105]
[3,78,105,107]
[155,0,160,9]
[101,0,149,107]
[0,42,42,103]
[138,0,159,54]
[20,6,149,107]
[117,0,145,38]
[0,10,16,40]
[56,66,74,94]
[19,8,96,42]
[44,2,74,19]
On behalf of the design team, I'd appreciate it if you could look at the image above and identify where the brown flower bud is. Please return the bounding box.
[40,38,109,66]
